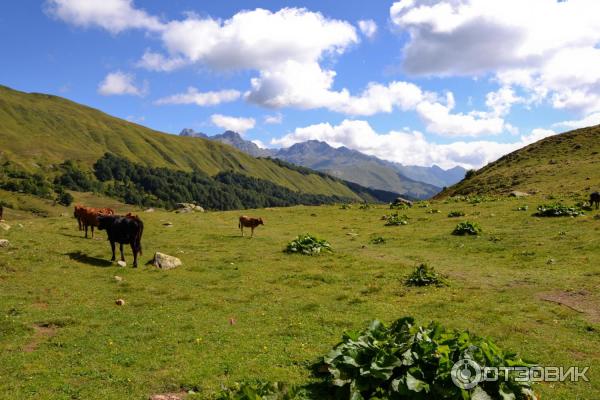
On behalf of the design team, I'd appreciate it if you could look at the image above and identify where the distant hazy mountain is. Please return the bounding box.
[179,129,272,157]
[179,129,465,199]
[274,140,441,199]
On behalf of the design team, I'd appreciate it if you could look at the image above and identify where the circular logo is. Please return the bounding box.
[451,359,482,389]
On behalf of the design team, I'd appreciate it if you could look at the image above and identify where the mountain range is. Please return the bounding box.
[180,129,466,199]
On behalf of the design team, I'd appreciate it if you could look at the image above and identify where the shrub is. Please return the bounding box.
[406,264,447,287]
[370,236,386,245]
[464,169,477,179]
[56,190,74,206]
[534,204,584,217]
[284,234,332,255]
[215,381,308,400]
[340,204,352,210]
[323,317,538,400]
[385,213,409,226]
[390,202,409,210]
[359,202,371,210]
[447,210,465,218]
[452,221,482,235]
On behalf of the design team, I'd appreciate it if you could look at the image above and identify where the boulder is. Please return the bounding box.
[153,252,182,270]
[0,239,9,248]
[117,260,126,267]
[392,197,413,207]
[509,191,530,198]
[0,223,10,231]
[174,203,204,213]
[144,208,155,213]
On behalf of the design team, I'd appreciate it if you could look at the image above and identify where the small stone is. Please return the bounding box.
[163,222,173,227]
[114,276,123,282]
[115,299,125,306]
[117,260,126,267]
[145,208,155,213]
[153,252,182,270]
[0,223,10,231]
[0,239,9,248]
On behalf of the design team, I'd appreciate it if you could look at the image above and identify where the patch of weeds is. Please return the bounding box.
[284,234,332,255]
[360,284,382,295]
[426,209,441,214]
[370,236,386,245]
[516,205,529,211]
[215,381,310,400]
[535,203,584,217]
[384,213,409,226]
[358,202,371,210]
[390,202,410,210]
[339,204,352,210]
[447,210,465,218]
[452,221,482,236]
[405,264,448,287]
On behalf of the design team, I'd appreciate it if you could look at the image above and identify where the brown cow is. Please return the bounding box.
[78,206,115,238]
[239,216,263,237]
[591,192,600,210]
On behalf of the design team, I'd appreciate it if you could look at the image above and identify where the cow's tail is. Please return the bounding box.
[135,220,144,256]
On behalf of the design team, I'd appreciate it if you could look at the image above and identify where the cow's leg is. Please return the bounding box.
[91,226,94,239]
[84,224,88,238]
[131,244,138,268]
[110,241,116,262]
[251,227,254,237]
[119,243,125,262]
[241,226,244,236]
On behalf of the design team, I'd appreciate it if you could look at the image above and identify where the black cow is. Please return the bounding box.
[0,205,3,221]
[97,214,143,267]
[591,192,600,210]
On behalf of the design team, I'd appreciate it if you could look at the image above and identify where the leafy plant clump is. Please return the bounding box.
[285,234,333,255]
[516,205,529,211]
[426,209,441,214]
[359,202,371,210]
[452,221,482,236]
[447,210,465,218]
[390,202,410,210]
[323,317,538,400]
[534,203,584,217]
[340,204,352,210]
[385,213,409,226]
[215,381,309,400]
[405,264,447,287]
[370,236,386,245]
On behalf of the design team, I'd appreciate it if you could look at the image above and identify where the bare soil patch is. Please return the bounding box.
[539,290,600,323]
[23,323,57,353]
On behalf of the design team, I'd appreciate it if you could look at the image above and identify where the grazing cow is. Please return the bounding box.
[97,214,143,267]
[78,206,115,238]
[239,216,263,237]
[591,192,600,210]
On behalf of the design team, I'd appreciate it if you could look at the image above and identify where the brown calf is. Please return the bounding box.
[239,216,263,237]
[76,206,115,238]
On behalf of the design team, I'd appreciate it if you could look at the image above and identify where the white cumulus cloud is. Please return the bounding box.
[45,0,163,33]
[155,87,240,106]
[358,19,377,39]
[211,114,256,134]
[97,71,147,96]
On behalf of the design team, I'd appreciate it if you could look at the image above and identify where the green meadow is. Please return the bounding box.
[0,195,599,399]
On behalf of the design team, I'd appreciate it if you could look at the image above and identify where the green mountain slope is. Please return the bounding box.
[0,85,360,199]
[437,125,600,197]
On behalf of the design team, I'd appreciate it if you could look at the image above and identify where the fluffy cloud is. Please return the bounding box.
[264,113,283,125]
[553,112,600,130]
[211,114,256,134]
[272,119,557,169]
[45,0,163,33]
[97,71,147,96]
[155,87,240,106]
[358,19,377,39]
[390,0,600,113]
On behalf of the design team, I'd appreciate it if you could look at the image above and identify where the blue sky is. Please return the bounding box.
[1,0,599,169]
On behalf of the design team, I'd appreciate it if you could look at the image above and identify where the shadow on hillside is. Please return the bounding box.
[66,251,112,267]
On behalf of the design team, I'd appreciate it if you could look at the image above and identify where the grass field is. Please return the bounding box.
[1,195,599,399]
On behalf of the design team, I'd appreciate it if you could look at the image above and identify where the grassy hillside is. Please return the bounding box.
[0,195,598,399]
[0,85,359,199]
[438,125,600,197]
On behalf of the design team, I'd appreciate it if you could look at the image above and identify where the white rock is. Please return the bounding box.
[0,239,9,248]
[0,223,10,231]
[153,252,182,270]
[117,260,126,267]
[114,276,123,282]
[144,208,155,213]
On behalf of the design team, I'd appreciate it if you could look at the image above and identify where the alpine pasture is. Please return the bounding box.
[0,193,599,399]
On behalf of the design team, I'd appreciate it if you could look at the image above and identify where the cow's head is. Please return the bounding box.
[259,218,264,225]
[97,215,113,231]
